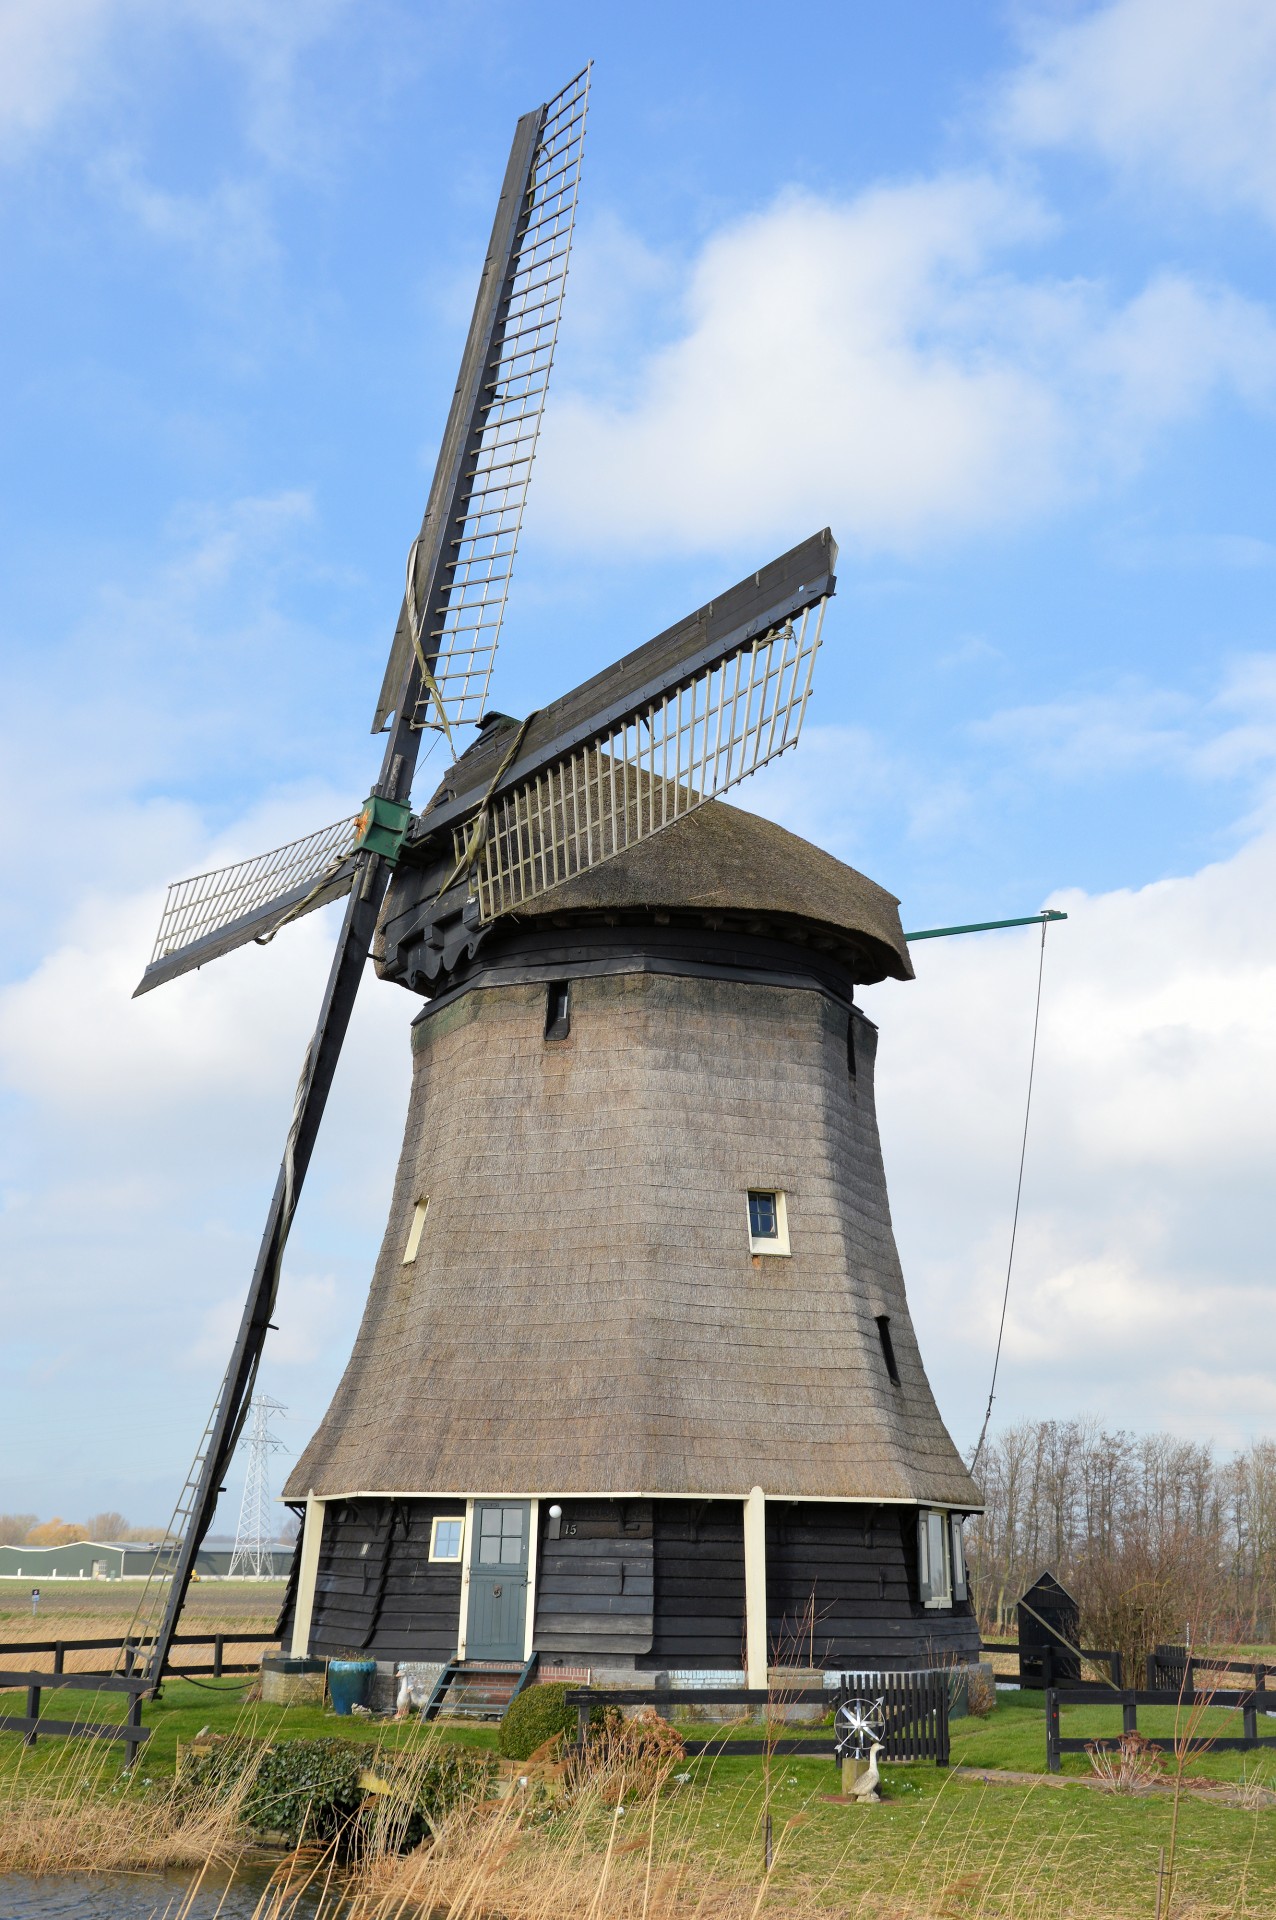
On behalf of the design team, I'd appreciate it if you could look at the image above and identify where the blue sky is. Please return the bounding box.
[2,0,1275,1525]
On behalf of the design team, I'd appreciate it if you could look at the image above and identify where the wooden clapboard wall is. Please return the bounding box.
[765,1503,977,1667]
[639,1500,748,1668]
[289,1498,464,1660]
[532,1498,653,1655]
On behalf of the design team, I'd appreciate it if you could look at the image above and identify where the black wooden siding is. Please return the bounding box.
[277,1496,978,1669]
[295,1498,463,1661]
[533,1499,653,1656]
[638,1500,748,1669]
[765,1504,979,1668]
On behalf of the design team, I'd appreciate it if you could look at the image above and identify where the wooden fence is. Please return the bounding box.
[0,1629,277,1680]
[981,1639,1122,1687]
[1147,1644,1270,1691]
[0,1630,279,1767]
[565,1676,950,1766]
[0,1669,150,1766]
[1044,1683,1276,1773]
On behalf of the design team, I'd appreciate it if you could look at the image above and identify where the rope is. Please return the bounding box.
[254,851,354,949]
[405,536,456,751]
[969,916,1051,1477]
[432,710,538,903]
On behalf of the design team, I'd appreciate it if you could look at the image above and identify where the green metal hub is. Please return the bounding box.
[353,794,413,863]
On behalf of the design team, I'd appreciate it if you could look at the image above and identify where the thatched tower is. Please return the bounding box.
[282,795,981,1680]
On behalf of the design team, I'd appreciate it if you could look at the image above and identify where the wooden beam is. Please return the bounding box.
[743,1486,767,1691]
[289,1492,325,1658]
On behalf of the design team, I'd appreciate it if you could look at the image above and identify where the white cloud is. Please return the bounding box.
[859,824,1276,1452]
[0,0,125,149]
[534,181,1276,557]
[1003,0,1276,225]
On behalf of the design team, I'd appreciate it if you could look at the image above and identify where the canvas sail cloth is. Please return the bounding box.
[286,799,980,1512]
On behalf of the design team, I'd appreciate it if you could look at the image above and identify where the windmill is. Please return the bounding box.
[127,66,853,1690]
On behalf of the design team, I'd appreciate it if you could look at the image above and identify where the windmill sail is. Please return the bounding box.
[136,818,359,996]
[466,601,824,919]
[373,66,589,736]
[128,73,590,1692]
[405,530,836,932]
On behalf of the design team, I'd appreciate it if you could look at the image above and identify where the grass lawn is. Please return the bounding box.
[1,1688,1274,1914]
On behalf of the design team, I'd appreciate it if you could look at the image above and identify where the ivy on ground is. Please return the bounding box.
[177,1735,493,1852]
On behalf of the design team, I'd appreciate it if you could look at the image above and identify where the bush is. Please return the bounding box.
[573,1707,685,1803]
[498,1682,604,1760]
[178,1736,492,1853]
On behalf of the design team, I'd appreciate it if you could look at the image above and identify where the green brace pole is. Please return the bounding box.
[904,909,1067,943]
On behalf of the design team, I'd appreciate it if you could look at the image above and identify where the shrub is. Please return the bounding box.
[498,1682,604,1761]
[178,1735,492,1853]
[574,1707,685,1803]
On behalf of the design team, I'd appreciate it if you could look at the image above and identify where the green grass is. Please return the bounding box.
[3,1688,1275,1914]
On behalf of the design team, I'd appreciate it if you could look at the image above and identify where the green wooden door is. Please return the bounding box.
[466,1502,531,1659]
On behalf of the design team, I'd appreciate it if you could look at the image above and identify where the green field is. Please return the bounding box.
[2,1681,1274,1915]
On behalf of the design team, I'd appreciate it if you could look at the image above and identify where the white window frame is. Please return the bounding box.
[950,1513,968,1603]
[746,1188,790,1257]
[429,1513,466,1564]
[918,1508,953,1608]
[402,1197,430,1264]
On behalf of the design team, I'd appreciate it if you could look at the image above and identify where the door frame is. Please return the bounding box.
[455,1498,539,1660]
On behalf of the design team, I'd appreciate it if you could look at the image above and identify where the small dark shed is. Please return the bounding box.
[1017,1571,1081,1687]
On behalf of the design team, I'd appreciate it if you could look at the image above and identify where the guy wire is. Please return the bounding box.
[969,915,1051,1477]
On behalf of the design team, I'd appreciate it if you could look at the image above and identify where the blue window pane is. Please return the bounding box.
[748,1191,777,1238]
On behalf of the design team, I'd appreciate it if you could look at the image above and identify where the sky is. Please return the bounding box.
[2,0,1275,1527]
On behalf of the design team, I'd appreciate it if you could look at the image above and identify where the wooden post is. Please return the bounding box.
[124,1689,145,1770]
[1045,1687,1060,1772]
[289,1491,325,1659]
[1123,1698,1138,1737]
[213,1633,224,1679]
[53,1642,65,1676]
[24,1683,39,1748]
[743,1486,767,1692]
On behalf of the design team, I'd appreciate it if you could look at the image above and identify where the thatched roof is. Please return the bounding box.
[286,973,980,1512]
[378,794,913,991]
[511,800,913,982]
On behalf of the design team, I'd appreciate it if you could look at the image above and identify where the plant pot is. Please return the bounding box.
[328,1657,377,1715]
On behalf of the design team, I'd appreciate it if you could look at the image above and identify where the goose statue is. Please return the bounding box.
[849,1740,884,1802]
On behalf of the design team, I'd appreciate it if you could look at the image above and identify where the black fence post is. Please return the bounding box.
[1045,1687,1060,1773]
[1122,1697,1137,1738]
[53,1642,65,1677]
[1243,1693,1258,1745]
[1111,1651,1123,1688]
[24,1683,40,1748]
[124,1690,145,1770]
[213,1634,224,1679]
[936,1674,950,1767]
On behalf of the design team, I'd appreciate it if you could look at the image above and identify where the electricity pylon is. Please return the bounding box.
[229,1396,288,1578]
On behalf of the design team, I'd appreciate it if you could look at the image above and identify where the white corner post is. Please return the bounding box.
[743,1485,768,1691]
[289,1491,324,1658]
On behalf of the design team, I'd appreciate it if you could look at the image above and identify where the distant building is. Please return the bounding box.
[0,1541,292,1580]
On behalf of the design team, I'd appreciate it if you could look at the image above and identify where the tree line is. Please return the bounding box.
[967,1420,1276,1672]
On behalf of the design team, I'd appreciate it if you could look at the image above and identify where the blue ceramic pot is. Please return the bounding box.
[328,1657,376,1715]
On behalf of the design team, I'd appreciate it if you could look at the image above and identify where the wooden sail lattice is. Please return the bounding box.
[409,68,590,732]
[459,599,826,921]
[148,817,358,967]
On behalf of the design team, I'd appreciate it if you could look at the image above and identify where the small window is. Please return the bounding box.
[747,1189,790,1256]
[429,1516,465,1563]
[951,1514,968,1602]
[876,1314,900,1386]
[545,979,571,1040]
[402,1197,429,1264]
[918,1508,953,1608]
